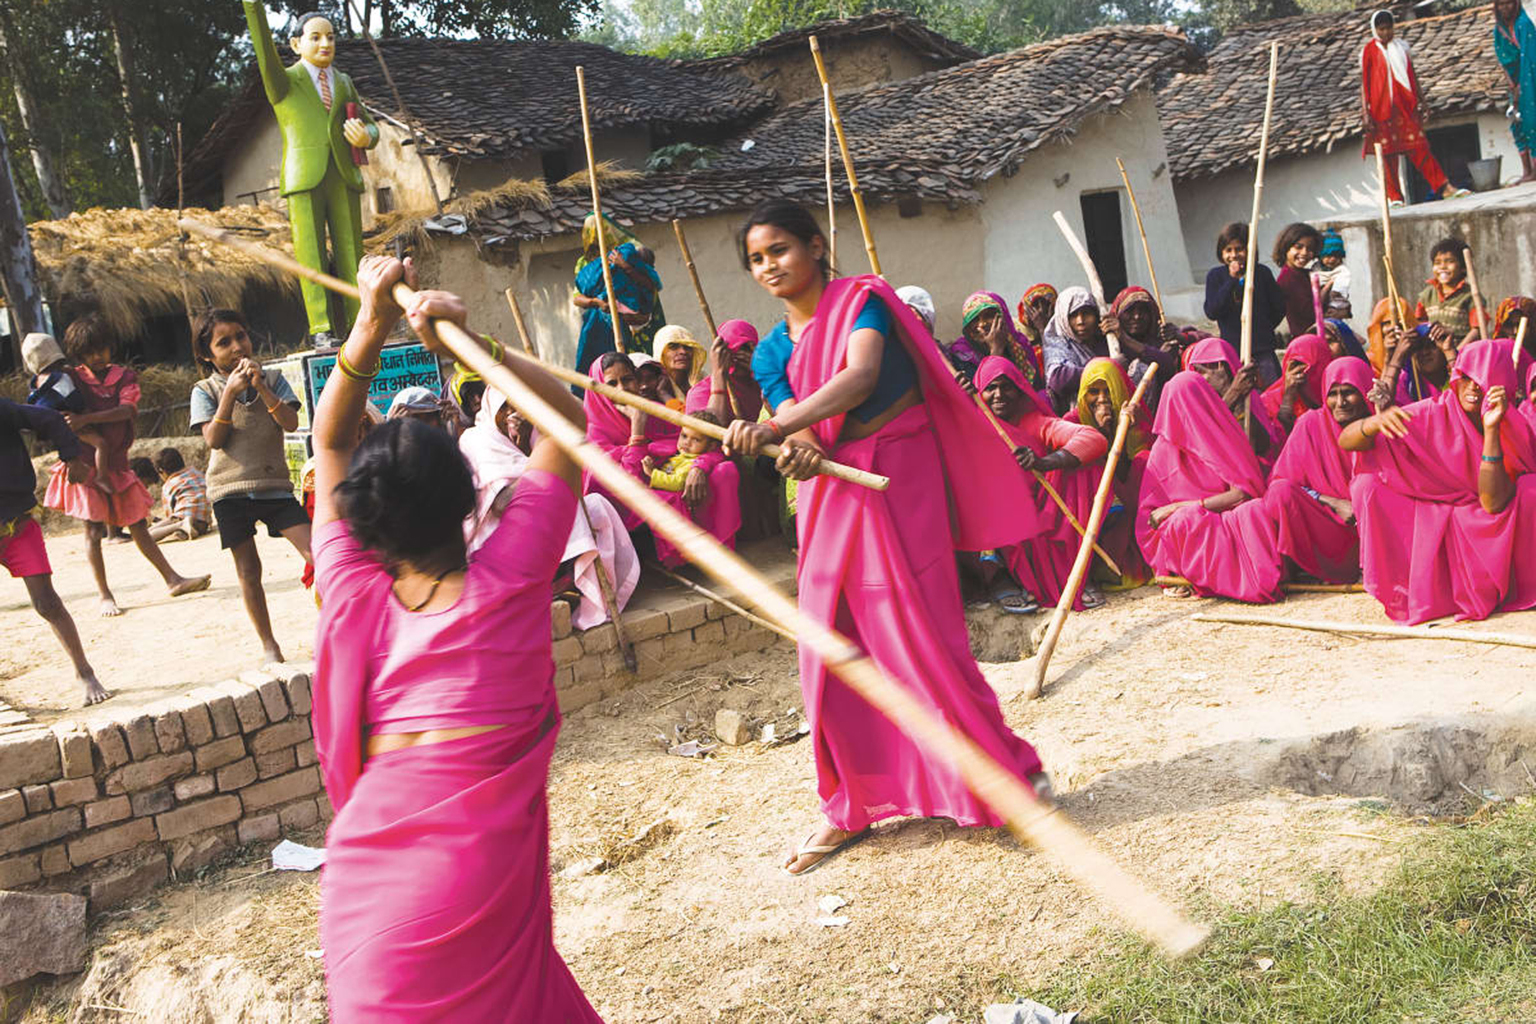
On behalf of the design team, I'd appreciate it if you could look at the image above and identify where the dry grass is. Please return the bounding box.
[29,205,300,341]
[555,159,644,191]
[367,178,555,253]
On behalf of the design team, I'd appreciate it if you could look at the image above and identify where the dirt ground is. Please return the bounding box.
[10,547,1536,1021]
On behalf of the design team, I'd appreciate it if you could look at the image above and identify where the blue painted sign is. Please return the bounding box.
[304,341,443,416]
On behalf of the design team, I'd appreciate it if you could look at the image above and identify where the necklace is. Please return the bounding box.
[396,565,462,612]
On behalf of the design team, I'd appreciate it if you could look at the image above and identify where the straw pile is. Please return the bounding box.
[29,205,300,339]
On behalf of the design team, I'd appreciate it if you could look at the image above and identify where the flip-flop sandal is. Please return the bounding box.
[1160,584,1194,599]
[1446,187,1473,199]
[991,586,1039,615]
[784,828,869,876]
[1080,586,1107,610]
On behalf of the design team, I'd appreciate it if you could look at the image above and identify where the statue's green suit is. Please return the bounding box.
[243,2,379,337]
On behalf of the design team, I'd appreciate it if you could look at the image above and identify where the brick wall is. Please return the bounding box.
[0,580,788,914]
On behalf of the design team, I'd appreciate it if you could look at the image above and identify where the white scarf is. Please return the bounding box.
[1370,12,1413,93]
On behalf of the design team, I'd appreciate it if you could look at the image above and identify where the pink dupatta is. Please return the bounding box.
[1185,336,1286,471]
[1260,333,1334,424]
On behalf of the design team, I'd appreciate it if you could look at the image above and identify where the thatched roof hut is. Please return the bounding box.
[26,204,303,353]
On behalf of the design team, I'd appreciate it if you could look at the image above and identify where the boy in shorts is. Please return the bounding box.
[0,398,108,705]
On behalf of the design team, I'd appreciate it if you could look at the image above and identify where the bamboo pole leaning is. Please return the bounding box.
[204,225,1207,959]
[651,563,794,642]
[576,67,628,360]
[671,219,739,419]
[1372,142,1420,396]
[1154,576,1363,594]
[503,288,537,356]
[1114,158,1164,321]
[809,35,880,276]
[1240,41,1281,429]
[1192,613,1536,651]
[1516,317,1529,372]
[177,220,888,494]
[823,82,838,274]
[1051,211,1123,360]
[1026,366,1157,698]
[1462,245,1488,341]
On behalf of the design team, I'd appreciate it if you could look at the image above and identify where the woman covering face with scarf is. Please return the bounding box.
[947,291,1043,391]
[1068,358,1152,590]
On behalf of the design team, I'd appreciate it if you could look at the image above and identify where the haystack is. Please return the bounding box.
[28,205,300,340]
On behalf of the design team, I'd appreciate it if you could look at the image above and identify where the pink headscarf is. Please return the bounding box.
[1271,356,1375,499]
[1150,370,1268,500]
[1260,333,1334,421]
[685,319,763,420]
[584,355,678,457]
[1184,335,1286,466]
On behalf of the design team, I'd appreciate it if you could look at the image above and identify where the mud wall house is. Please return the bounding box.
[1158,3,1520,284]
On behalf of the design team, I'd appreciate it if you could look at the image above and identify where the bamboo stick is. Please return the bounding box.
[1192,612,1536,650]
[267,244,1207,957]
[1240,41,1280,434]
[1026,366,1157,699]
[823,82,837,274]
[1310,271,1324,336]
[178,220,889,493]
[1051,211,1123,360]
[1516,316,1529,373]
[503,288,537,356]
[942,347,1122,575]
[651,563,794,641]
[1462,245,1488,341]
[1114,158,1164,321]
[1154,575,1364,594]
[809,36,880,276]
[671,220,738,419]
[576,67,627,359]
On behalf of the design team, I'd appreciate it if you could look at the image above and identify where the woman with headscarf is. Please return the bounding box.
[688,319,762,423]
[1183,336,1286,473]
[1136,370,1283,603]
[1342,337,1536,622]
[1361,10,1471,205]
[895,286,937,335]
[964,356,1109,612]
[652,324,708,410]
[1494,0,1536,183]
[572,214,665,370]
[1042,287,1112,412]
[947,291,1044,390]
[1262,357,1375,583]
[583,352,676,530]
[1322,318,1369,362]
[1016,283,1057,348]
[1260,333,1335,435]
[1370,320,1456,410]
[1068,358,1153,590]
[1102,285,1182,404]
[1495,294,1536,346]
[461,386,639,629]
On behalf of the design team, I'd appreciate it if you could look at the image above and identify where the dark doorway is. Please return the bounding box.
[1406,123,1480,203]
[1079,191,1128,299]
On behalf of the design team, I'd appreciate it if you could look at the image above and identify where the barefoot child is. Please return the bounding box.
[42,315,210,616]
[1,399,109,705]
[189,308,310,663]
[146,448,211,543]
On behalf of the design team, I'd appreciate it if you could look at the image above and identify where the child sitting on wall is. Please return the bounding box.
[1415,238,1486,348]
[1315,229,1352,320]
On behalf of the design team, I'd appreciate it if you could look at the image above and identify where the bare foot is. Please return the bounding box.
[783,823,864,875]
[263,644,285,665]
[80,675,110,707]
[98,597,124,618]
[167,574,212,598]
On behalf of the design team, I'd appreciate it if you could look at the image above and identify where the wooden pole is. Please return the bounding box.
[1192,612,1536,651]
[503,288,537,356]
[809,36,880,277]
[823,82,837,274]
[1026,366,1156,699]
[1310,271,1325,336]
[1240,40,1280,428]
[1462,245,1488,342]
[651,563,794,642]
[576,67,627,359]
[1051,211,1122,360]
[1155,575,1364,594]
[1114,157,1164,321]
[235,227,1205,956]
[671,220,739,419]
[1516,316,1529,373]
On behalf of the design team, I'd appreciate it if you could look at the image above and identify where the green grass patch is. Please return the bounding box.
[1028,798,1536,1023]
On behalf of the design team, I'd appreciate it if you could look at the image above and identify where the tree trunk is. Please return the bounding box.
[0,118,45,364]
[0,13,70,218]
[105,0,154,209]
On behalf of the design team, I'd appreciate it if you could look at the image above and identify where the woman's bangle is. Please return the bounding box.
[265,402,282,414]
[480,334,504,362]
[764,418,785,442]
[212,415,233,426]
[337,346,380,382]
[1482,453,1504,463]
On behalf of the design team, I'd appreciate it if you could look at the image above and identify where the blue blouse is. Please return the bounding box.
[750,295,916,424]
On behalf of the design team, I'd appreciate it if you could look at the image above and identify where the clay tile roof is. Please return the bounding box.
[1158,3,1506,183]
[465,24,1204,241]
[686,8,980,70]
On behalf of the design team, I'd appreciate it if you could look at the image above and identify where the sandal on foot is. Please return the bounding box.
[1080,585,1107,610]
[783,828,868,876]
[1160,584,1194,599]
[991,586,1039,615]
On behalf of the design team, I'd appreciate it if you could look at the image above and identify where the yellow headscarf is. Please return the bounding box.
[652,324,707,386]
[576,212,640,275]
[1075,357,1152,456]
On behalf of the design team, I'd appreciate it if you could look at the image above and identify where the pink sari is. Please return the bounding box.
[685,319,763,422]
[1263,357,1374,583]
[1184,336,1287,473]
[649,450,741,567]
[788,276,1044,830]
[974,356,1108,610]
[1260,333,1334,428]
[1136,371,1282,602]
[1352,338,1536,623]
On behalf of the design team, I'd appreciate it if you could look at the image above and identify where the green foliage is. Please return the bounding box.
[646,141,719,172]
[269,0,600,40]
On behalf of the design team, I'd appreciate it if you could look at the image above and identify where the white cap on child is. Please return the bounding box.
[22,333,64,376]
[387,386,440,419]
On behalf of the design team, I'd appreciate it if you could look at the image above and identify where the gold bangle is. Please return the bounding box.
[337,347,379,382]
[212,416,233,426]
[265,402,282,414]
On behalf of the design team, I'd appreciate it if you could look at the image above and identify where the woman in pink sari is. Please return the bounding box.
[1184,336,1285,472]
[1341,337,1536,623]
[1263,357,1375,583]
[1136,370,1282,602]
[969,355,1108,611]
[309,257,603,1021]
[687,319,762,422]
[1259,333,1334,436]
[722,200,1047,875]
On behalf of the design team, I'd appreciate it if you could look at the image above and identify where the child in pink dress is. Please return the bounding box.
[310,255,604,1022]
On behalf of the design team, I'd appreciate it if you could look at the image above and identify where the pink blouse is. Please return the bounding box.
[313,469,575,736]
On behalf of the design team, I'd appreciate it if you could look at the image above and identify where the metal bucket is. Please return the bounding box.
[1467,156,1502,192]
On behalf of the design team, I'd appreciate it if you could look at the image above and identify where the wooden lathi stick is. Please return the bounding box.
[809,35,880,276]
[823,82,838,274]
[1516,316,1529,372]
[178,220,889,494]
[1192,612,1536,651]
[671,219,738,419]
[576,67,627,358]
[1462,245,1488,341]
[1026,365,1156,699]
[205,217,1208,958]
[503,288,537,356]
[651,563,793,641]
[1241,41,1280,427]
[1114,158,1164,321]
[1155,575,1363,595]
[1310,271,1325,335]
[1051,211,1123,360]
[941,348,1121,575]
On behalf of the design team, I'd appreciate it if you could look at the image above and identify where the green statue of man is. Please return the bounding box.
[242,3,379,346]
